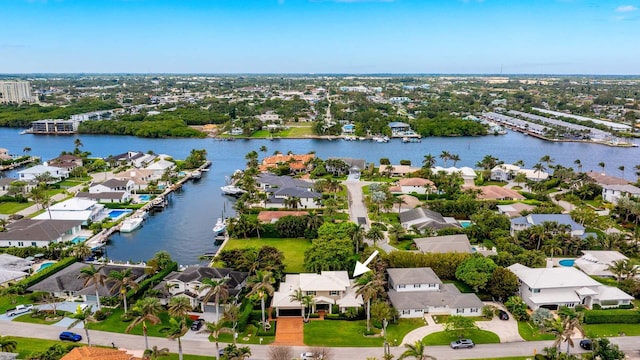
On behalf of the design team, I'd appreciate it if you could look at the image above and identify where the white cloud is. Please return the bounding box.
[615,5,637,12]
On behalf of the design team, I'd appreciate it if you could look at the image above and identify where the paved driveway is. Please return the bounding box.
[273,317,304,346]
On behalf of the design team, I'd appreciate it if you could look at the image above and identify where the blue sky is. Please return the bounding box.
[1,0,639,74]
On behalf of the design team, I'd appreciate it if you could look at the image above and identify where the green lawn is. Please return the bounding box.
[517,321,554,341]
[304,319,423,347]
[218,321,275,345]
[442,280,474,293]
[0,294,33,313]
[0,201,33,214]
[58,178,91,187]
[14,311,72,325]
[583,323,640,337]
[221,237,312,273]
[431,315,488,325]
[87,308,176,338]
[285,124,315,137]
[422,329,500,345]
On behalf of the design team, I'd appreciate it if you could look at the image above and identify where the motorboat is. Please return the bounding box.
[212,218,227,234]
[221,185,246,196]
[120,217,144,233]
[191,170,202,179]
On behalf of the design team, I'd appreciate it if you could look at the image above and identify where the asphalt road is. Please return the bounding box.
[3,320,639,359]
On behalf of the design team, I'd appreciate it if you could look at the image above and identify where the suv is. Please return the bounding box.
[190,319,205,331]
[498,310,509,320]
[579,339,592,350]
[59,331,82,342]
[450,339,475,349]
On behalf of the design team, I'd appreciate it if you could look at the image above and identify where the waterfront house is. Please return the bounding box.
[0,219,84,248]
[507,263,633,310]
[0,254,33,287]
[0,148,11,161]
[490,164,549,182]
[259,153,315,174]
[574,251,637,279]
[387,121,412,136]
[75,191,129,204]
[27,262,147,303]
[18,164,69,182]
[230,127,244,136]
[271,271,363,316]
[510,214,585,237]
[257,112,281,122]
[48,154,83,172]
[378,164,421,177]
[153,266,249,311]
[144,158,175,177]
[33,198,105,224]
[400,207,461,233]
[586,172,629,186]
[87,178,135,202]
[387,268,483,318]
[106,151,154,168]
[257,210,309,223]
[414,234,473,254]
[341,123,355,135]
[392,177,436,195]
[602,184,640,203]
[114,169,156,191]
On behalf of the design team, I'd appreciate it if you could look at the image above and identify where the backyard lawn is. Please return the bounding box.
[422,329,500,345]
[517,321,555,341]
[0,201,33,214]
[221,237,311,273]
[284,124,315,137]
[0,294,33,313]
[304,319,423,347]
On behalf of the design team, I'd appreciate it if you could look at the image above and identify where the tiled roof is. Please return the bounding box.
[61,346,141,360]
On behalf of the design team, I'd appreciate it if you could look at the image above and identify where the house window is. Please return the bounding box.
[528,287,540,293]
[18,242,24,247]
[471,308,479,312]
[173,284,180,289]
[306,291,316,296]
[428,284,436,287]
[329,291,339,296]
[413,284,420,288]
[32,242,37,246]
[398,284,406,289]
[566,303,575,308]
[402,310,410,315]
[456,308,464,313]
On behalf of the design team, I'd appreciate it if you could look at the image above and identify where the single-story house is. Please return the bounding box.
[0,254,33,287]
[470,185,525,201]
[602,184,640,204]
[393,178,436,195]
[507,263,634,310]
[378,165,421,177]
[33,198,105,224]
[490,164,549,182]
[400,207,461,233]
[145,158,175,177]
[574,251,637,279]
[432,166,477,186]
[47,154,83,172]
[272,271,363,317]
[497,203,535,218]
[414,234,473,254]
[0,219,84,248]
[18,165,69,182]
[510,214,585,237]
[387,267,484,318]
[257,211,309,223]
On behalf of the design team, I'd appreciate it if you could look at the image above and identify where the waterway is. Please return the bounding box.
[1,128,639,265]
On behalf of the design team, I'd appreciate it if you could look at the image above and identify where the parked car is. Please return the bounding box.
[579,339,592,350]
[190,318,205,331]
[450,339,475,349]
[59,331,82,342]
[300,352,317,360]
[6,304,33,317]
[498,310,509,320]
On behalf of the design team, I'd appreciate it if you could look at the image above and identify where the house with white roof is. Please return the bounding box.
[602,184,640,203]
[433,166,477,186]
[393,178,436,195]
[114,169,156,191]
[387,268,484,318]
[507,263,634,310]
[575,251,637,279]
[86,178,135,202]
[271,271,363,316]
[18,165,69,182]
[510,214,585,237]
[145,158,175,177]
[33,198,105,223]
[490,164,549,182]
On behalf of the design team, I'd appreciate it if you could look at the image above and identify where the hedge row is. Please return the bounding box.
[237,301,254,332]
[583,309,640,324]
[126,261,178,301]
[14,257,77,289]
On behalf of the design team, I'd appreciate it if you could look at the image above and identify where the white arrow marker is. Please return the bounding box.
[353,250,379,277]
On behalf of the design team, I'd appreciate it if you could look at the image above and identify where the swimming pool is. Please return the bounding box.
[71,236,88,244]
[458,220,472,228]
[108,209,133,220]
[138,194,151,201]
[37,262,55,272]
[559,259,575,267]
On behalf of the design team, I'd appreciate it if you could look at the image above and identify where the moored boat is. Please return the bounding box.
[120,217,144,233]
[221,185,246,196]
[191,170,202,179]
[212,218,227,234]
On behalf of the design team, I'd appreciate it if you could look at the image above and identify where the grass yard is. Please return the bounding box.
[87,308,176,338]
[517,321,555,341]
[583,323,640,337]
[218,322,275,345]
[14,311,72,325]
[58,178,91,187]
[391,239,415,250]
[431,315,488,325]
[221,237,312,273]
[442,280,474,293]
[0,294,33,313]
[422,329,500,345]
[284,124,315,137]
[304,319,423,347]
[0,201,33,214]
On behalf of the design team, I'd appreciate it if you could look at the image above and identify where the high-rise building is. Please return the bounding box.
[0,81,35,104]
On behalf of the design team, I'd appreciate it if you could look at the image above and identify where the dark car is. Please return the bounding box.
[450,339,475,349]
[59,331,82,342]
[579,339,592,350]
[498,310,509,320]
[190,318,205,331]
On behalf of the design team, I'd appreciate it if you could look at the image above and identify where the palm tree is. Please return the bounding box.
[450,154,461,167]
[540,155,554,169]
[78,264,106,310]
[422,154,436,169]
[607,259,638,282]
[168,297,193,319]
[0,336,17,352]
[259,145,267,153]
[366,226,384,247]
[68,304,96,346]
[199,320,233,360]
[71,242,92,260]
[289,288,307,320]
[108,269,140,313]
[162,317,188,360]
[200,277,229,320]
[355,272,384,332]
[398,340,436,360]
[533,163,546,178]
[127,298,163,350]
[223,303,241,333]
[247,270,275,332]
[574,159,582,173]
[222,344,252,360]
[22,147,31,156]
[618,165,625,178]
[439,151,451,167]
[143,346,170,360]
[351,224,366,254]
[393,196,407,214]
[598,162,606,174]
[73,138,83,154]
[388,224,405,243]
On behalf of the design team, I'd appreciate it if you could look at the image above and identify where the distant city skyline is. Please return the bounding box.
[1,0,639,75]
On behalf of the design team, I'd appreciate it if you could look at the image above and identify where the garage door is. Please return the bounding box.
[540,304,558,311]
[278,309,303,317]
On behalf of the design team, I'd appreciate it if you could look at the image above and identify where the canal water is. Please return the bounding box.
[1,128,639,265]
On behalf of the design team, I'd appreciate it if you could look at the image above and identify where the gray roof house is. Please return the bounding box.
[0,219,84,248]
[387,267,484,318]
[76,191,129,203]
[256,174,322,209]
[414,234,473,254]
[27,262,148,302]
[0,254,34,287]
[400,207,461,233]
[510,214,586,237]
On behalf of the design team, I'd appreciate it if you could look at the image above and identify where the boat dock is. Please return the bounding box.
[0,156,40,172]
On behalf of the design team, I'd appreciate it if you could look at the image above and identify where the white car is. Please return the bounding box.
[300,352,316,360]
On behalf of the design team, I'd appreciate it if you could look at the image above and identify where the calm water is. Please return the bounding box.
[1,128,639,265]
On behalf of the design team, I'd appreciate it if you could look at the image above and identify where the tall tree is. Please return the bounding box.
[198,320,233,360]
[398,340,436,360]
[78,264,106,310]
[127,298,163,350]
[248,270,275,332]
[68,305,96,346]
[355,272,385,332]
[200,278,229,320]
[162,317,188,360]
[108,269,140,314]
[168,297,193,319]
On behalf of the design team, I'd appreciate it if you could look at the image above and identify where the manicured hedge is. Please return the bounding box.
[583,309,640,324]
[237,301,254,332]
[14,257,77,289]
[126,261,178,301]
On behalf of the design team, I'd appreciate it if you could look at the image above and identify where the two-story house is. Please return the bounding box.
[0,219,83,248]
[33,197,105,224]
[76,178,135,203]
[391,178,436,195]
[271,271,363,317]
[507,263,634,310]
[154,266,249,312]
[18,164,69,182]
[114,169,156,191]
[387,268,484,318]
[602,184,640,204]
[256,174,322,209]
[47,154,83,172]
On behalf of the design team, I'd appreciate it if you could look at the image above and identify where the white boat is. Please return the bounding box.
[221,185,246,196]
[191,170,202,179]
[120,217,144,233]
[212,218,227,234]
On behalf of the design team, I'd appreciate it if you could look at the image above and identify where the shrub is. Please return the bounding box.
[583,309,640,324]
[237,302,254,332]
[94,309,110,321]
[255,321,276,336]
[13,257,77,291]
[126,261,177,302]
